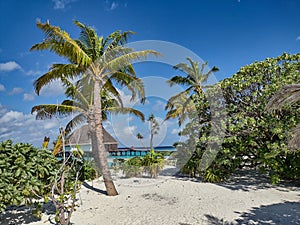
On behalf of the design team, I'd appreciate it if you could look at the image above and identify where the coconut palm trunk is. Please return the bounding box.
[92,79,118,195]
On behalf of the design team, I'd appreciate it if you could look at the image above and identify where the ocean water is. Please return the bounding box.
[60,146,177,163]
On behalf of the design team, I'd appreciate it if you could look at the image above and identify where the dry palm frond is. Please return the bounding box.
[287,124,300,152]
[266,84,300,111]
[266,84,300,152]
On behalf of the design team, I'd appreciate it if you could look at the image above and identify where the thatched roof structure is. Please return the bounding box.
[66,125,118,146]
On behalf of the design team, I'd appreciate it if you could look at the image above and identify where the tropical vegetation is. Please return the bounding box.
[2,18,300,224]
[122,150,165,178]
[165,58,219,125]
[172,53,300,183]
[266,84,300,151]
[0,140,58,213]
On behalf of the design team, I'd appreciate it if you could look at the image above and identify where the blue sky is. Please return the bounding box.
[0,0,300,147]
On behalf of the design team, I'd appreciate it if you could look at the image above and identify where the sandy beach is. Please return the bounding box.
[1,168,299,225]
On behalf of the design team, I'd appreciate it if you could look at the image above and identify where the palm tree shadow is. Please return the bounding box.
[204,201,300,225]
[82,181,107,195]
[0,203,56,225]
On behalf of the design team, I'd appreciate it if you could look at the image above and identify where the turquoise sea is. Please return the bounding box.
[61,145,177,161]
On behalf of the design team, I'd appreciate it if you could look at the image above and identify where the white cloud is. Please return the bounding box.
[39,80,65,96]
[0,104,68,147]
[123,125,137,135]
[26,70,41,76]
[152,100,166,111]
[43,121,58,129]
[117,88,141,107]
[23,93,35,101]
[9,87,23,95]
[105,0,119,11]
[171,128,179,134]
[0,61,22,72]
[52,0,76,9]
[296,36,300,41]
[164,119,176,127]
[0,110,24,123]
[110,2,118,10]
[0,84,5,91]
[0,127,8,133]
[126,116,133,122]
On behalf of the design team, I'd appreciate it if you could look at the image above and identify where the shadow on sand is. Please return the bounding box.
[82,181,107,195]
[219,169,300,192]
[0,203,55,225]
[204,201,300,225]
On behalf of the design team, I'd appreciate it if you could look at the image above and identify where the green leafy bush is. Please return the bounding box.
[122,151,165,178]
[122,156,144,177]
[142,150,165,178]
[0,140,59,213]
[176,53,300,184]
[77,160,99,181]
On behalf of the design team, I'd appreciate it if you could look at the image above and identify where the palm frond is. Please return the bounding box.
[266,84,300,111]
[179,95,194,125]
[31,21,92,66]
[107,49,160,72]
[61,99,86,112]
[73,20,102,60]
[166,87,193,107]
[61,77,90,110]
[173,62,193,75]
[288,124,300,152]
[65,113,87,135]
[199,61,208,75]
[110,72,145,103]
[187,58,199,80]
[106,107,145,121]
[201,66,219,83]
[34,64,80,95]
[167,76,193,87]
[104,30,136,50]
[31,104,83,119]
[102,79,123,106]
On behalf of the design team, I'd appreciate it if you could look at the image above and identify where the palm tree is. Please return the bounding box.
[32,76,144,149]
[136,132,146,148]
[31,20,159,195]
[266,84,300,151]
[165,58,219,125]
[148,114,159,150]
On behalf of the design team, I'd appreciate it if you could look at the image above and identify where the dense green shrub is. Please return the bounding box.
[0,140,59,212]
[176,53,300,183]
[220,53,300,183]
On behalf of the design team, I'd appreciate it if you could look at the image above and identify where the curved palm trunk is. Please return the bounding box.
[91,79,118,196]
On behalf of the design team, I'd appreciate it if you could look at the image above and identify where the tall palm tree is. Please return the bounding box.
[266,84,300,151]
[31,20,159,195]
[165,58,219,125]
[148,114,159,150]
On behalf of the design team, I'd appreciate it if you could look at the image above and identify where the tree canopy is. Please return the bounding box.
[175,53,300,183]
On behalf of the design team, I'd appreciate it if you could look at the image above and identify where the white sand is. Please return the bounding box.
[1,167,300,225]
